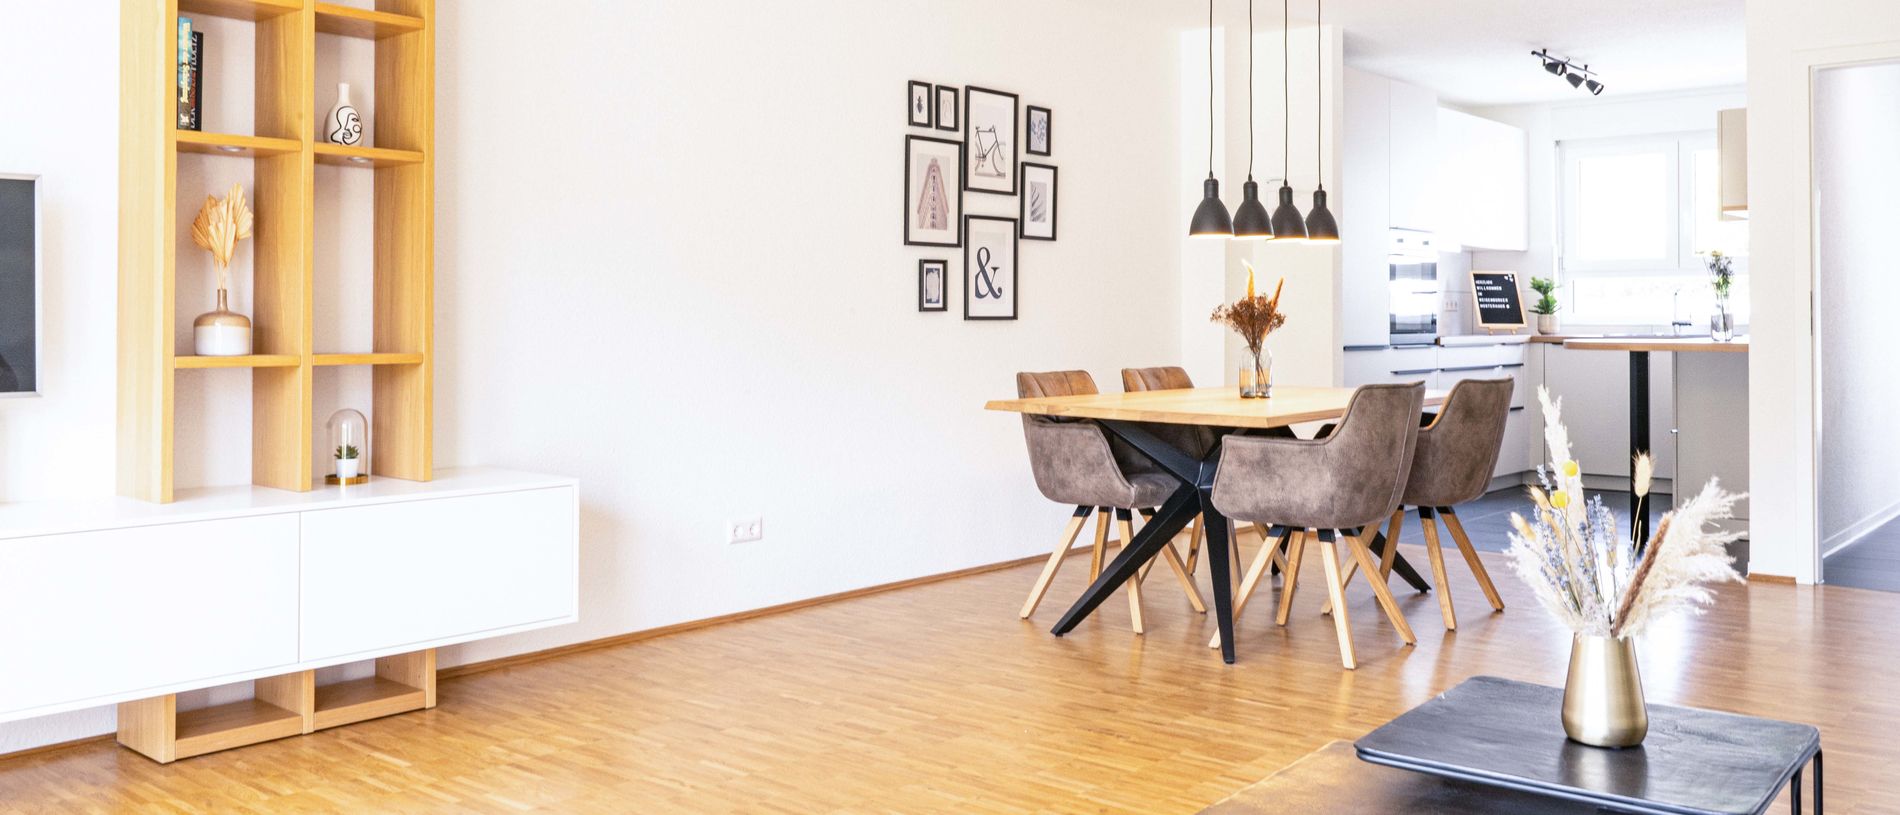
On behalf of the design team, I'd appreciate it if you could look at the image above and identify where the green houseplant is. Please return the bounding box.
[1530,276,1561,334]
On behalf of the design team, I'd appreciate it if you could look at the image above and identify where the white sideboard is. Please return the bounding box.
[0,468,578,754]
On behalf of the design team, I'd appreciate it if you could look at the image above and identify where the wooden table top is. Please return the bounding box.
[985,385,1447,429]
[1562,337,1748,353]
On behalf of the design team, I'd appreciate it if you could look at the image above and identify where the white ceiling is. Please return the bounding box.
[1163,0,1747,107]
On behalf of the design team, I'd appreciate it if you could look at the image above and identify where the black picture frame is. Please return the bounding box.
[1019,162,1057,241]
[904,135,964,247]
[934,85,960,132]
[963,215,1019,321]
[908,80,933,128]
[1026,105,1052,156]
[918,259,948,312]
[964,86,1019,195]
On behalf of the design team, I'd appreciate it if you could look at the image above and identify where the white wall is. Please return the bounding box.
[1814,63,1900,552]
[1746,0,1900,581]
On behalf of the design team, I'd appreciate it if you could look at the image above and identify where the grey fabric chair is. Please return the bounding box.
[1015,371,1205,634]
[1208,383,1425,669]
[1346,377,1513,630]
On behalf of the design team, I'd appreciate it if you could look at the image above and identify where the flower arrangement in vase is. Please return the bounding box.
[1506,386,1744,748]
[1704,250,1736,341]
[1210,260,1286,398]
[190,183,254,356]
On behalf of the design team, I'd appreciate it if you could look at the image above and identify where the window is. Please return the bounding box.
[1559,134,1747,326]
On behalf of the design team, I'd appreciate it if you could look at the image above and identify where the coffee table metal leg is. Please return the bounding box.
[1792,765,1802,815]
[1814,749,1822,814]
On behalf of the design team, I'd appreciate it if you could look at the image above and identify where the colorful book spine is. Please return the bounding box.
[176,17,193,130]
[187,31,203,131]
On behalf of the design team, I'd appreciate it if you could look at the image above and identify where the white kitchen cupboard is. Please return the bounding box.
[1436,108,1528,251]
[0,468,578,761]
[1341,340,1532,480]
[1674,352,1750,533]
[1718,107,1748,219]
[1388,78,1438,233]
[1341,67,1394,348]
[1536,346,1676,484]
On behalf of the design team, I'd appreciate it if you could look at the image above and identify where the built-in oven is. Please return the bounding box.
[1388,228,1439,345]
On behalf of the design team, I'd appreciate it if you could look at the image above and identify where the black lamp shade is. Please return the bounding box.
[1189,177,1234,238]
[1566,71,1586,89]
[1270,183,1307,241]
[1585,78,1604,95]
[1544,58,1566,76]
[1305,189,1339,243]
[1231,179,1273,239]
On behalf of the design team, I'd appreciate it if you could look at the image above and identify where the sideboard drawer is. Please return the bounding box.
[299,486,577,662]
[0,515,300,721]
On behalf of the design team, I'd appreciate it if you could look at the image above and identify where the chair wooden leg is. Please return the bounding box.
[1380,508,1405,580]
[1316,531,1357,669]
[1019,506,1093,619]
[1440,507,1505,612]
[1346,529,1417,645]
[1208,528,1285,649]
[1115,509,1144,635]
[1089,508,1109,580]
[1275,530,1309,627]
[1418,508,1458,631]
[1321,532,1360,616]
[1185,516,1205,574]
[1158,535,1207,614]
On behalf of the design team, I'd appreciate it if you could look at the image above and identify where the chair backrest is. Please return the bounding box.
[1013,370,1152,508]
[1017,370,1098,401]
[1403,377,1514,508]
[1325,382,1429,525]
[1120,366,1194,393]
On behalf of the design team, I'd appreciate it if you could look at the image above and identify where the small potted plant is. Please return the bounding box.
[334,444,361,479]
[1530,277,1561,334]
[326,408,369,485]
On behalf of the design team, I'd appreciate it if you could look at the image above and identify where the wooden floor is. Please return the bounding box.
[0,539,1893,814]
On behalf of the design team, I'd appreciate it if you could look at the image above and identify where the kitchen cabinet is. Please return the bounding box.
[1437,108,1528,251]
[1341,67,1394,348]
[1536,345,1676,484]
[1718,107,1748,219]
[1342,340,1531,479]
[1388,79,1437,232]
[1674,351,1749,532]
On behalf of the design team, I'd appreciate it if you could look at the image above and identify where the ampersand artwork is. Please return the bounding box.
[973,247,1005,299]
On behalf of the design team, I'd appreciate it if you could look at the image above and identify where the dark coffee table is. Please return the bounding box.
[1354,676,1822,814]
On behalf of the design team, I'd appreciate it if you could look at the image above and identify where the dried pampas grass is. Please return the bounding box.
[191,183,254,292]
[1611,480,1745,638]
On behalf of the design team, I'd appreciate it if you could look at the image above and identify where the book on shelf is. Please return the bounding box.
[176,17,192,130]
[187,31,202,131]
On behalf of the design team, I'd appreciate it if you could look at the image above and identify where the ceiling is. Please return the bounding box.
[1163,0,1747,107]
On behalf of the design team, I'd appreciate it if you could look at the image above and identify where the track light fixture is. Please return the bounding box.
[1531,50,1604,96]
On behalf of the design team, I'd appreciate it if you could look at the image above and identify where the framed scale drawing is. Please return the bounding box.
[964,86,1019,194]
[0,174,40,396]
[964,215,1018,321]
[1019,162,1057,241]
[918,259,948,312]
[904,135,964,247]
[1026,105,1052,156]
[935,85,959,132]
[907,80,933,127]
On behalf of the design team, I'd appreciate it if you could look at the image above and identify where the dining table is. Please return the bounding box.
[986,384,1447,664]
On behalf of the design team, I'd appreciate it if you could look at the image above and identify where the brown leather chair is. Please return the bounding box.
[1344,377,1512,631]
[1014,371,1205,634]
[1209,383,1424,669]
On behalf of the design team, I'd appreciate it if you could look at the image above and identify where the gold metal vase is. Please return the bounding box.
[1562,634,1648,748]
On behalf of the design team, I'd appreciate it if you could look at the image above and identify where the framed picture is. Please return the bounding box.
[964,215,1018,320]
[904,135,964,247]
[0,174,40,396]
[908,80,933,128]
[918,259,948,312]
[1026,106,1051,156]
[1019,163,1058,241]
[934,85,959,132]
[964,86,1019,194]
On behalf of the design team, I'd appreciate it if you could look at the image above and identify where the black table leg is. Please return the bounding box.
[1629,350,1651,547]
[1051,486,1199,637]
[1364,527,1433,594]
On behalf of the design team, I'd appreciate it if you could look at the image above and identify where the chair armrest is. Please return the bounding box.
[1209,435,1334,524]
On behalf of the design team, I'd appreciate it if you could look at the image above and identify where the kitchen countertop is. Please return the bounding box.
[1561,336,1748,353]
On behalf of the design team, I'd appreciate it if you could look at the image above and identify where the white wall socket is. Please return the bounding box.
[728,517,763,544]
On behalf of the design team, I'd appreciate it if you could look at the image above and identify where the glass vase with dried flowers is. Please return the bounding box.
[1210,260,1287,398]
[1704,250,1736,341]
[190,183,255,356]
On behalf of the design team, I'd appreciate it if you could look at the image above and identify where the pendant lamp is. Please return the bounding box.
[1304,0,1339,242]
[1269,0,1308,241]
[1231,0,1274,239]
[1189,0,1234,238]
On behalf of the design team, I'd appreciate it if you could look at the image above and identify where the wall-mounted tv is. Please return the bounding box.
[0,175,37,396]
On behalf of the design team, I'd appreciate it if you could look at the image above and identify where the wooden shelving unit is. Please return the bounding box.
[118,0,434,504]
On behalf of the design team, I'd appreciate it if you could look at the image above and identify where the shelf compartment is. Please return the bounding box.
[175,354,302,369]
[313,352,425,366]
[313,676,427,730]
[314,143,424,168]
[176,130,302,158]
[174,698,305,760]
[314,3,425,39]
[178,0,302,22]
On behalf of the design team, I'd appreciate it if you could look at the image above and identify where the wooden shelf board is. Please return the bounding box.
[174,699,304,760]
[314,3,425,39]
[313,677,427,730]
[176,130,302,158]
[174,354,302,370]
[178,0,302,22]
[312,352,425,366]
[314,143,424,168]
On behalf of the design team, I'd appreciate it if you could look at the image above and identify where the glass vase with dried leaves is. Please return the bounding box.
[1210,261,1287,399]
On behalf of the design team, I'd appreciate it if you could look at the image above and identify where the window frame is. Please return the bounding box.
[1558,132,1713,276]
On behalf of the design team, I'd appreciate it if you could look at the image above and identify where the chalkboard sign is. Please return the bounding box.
[1470,271,1525,332]
[0,175,36,395]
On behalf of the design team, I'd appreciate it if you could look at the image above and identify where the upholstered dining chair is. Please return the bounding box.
[1014,371,1206,635]
[1209,382,1424,669]
[1335,377,1513,631]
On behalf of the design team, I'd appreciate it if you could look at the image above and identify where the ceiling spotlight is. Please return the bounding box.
[1535,49,1565,75]
[1566,71,1585,89]
[1585,78,1605,95]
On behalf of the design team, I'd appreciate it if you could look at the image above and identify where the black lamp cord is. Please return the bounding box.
[1315,0,1324,192]
[1207,0,1215,181]
[1283,0,1290,187]
[1247,0,1255,182]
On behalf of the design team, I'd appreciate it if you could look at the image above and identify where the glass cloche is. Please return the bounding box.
[327,408,370,485]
